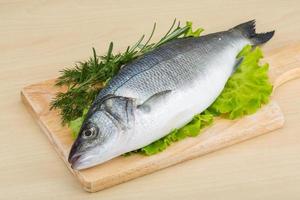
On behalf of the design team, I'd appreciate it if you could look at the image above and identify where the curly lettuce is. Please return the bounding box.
[208,45,273,119]
[184,21,204,37]
[69,109,88,139]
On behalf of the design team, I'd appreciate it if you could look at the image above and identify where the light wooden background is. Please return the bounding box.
[1,0,300,199]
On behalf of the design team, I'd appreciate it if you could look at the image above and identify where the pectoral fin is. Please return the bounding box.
[137,90,172,112]
[232,57,244,74]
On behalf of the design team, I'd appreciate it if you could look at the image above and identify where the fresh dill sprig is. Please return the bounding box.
[50,20,204,124]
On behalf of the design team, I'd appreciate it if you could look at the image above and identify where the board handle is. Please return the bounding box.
[266,43,300,90]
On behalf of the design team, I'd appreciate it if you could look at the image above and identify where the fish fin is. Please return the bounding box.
[231,20,275,45]
[137,90,172,112]
[231,57,244,74]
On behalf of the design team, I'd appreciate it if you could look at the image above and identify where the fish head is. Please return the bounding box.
[68,96,135,170]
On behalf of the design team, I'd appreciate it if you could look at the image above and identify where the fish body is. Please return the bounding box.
[68,20,274,170]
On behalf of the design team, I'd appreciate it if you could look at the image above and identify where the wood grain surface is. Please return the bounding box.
[1,0,300,199]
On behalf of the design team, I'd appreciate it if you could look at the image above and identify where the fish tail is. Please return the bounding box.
[231,20,275,45]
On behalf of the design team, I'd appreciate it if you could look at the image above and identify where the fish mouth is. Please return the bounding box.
[68,153,84,170]
[68,148,116,170]
[69,153,98,170]
[68,150,97,170]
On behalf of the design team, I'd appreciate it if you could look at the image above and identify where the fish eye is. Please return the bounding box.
[82,126,97,138]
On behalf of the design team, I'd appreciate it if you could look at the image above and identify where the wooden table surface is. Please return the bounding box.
[1,0,300,199]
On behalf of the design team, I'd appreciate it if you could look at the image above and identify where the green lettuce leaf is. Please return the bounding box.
[69,109,88,139]
[207,45,273,119]
[184,21,204,37]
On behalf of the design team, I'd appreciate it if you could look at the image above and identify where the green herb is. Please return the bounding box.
[51,20,203,124]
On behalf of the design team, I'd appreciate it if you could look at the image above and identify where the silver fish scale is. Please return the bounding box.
[97,31,242,104]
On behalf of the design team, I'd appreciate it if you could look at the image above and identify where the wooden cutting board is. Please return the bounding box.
[21,43,300,192]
